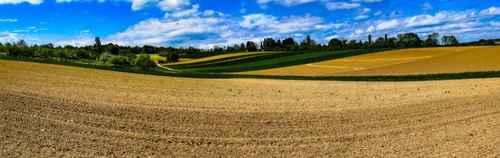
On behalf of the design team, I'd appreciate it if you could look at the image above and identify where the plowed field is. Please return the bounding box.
[1,60,499,157]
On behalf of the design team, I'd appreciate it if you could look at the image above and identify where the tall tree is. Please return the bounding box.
[384,34,388,47]
[328,38,340,49]
[368,35,373,47]
[94,37,102,53]
[240,43,246,52]
[246,41,258,51]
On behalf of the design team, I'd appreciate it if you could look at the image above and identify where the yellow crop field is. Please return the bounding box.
[1,60,499,157]
[165,52,266,66]
[239,46,500,76]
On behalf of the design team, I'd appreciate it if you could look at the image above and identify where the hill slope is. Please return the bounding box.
[238,46,500,76]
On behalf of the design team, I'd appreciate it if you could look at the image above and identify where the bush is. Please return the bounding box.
[134,54,156,70]
[107,55,130,68]
[99,52,113,64]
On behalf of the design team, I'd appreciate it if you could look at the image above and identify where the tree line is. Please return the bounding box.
[0,32,496,69]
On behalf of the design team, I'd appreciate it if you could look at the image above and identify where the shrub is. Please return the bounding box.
[107,55,130,68]
[99,52,113,64]
[134,54,156,70]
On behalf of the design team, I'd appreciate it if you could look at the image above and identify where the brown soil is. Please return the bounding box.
[1,60,499,157]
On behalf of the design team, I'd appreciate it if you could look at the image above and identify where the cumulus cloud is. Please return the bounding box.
[325,2,360,10]
[202,10,215,16]
[351,0,383,2]
[366,25,375,32]
[0,0,42,5]
[240,14,325,34]
[354,15,368,20]
[156,0,190,11]
[422,2,433,10]
[257,0,318,7]
[404,11,473,27]
[376,20,399,30]
[55,38,95,47]
[479,6,500,16]
[164,4,200,18]
[355,29,364,34]
[0,18,17,22]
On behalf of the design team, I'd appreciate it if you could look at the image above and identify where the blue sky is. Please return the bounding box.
[0,0,499,48]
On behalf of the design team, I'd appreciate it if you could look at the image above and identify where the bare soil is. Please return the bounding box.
[1,60,499,157]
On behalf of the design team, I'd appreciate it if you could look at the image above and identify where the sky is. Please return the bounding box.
[0,0,499,48]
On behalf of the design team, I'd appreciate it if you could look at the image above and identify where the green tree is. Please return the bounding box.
[328,38,340,49]
[368,35,373,47]
[107,55,130,68]
[94,37,102,58]
[246,41,258,51]
[134,54,157,70]
[240,43,246,52]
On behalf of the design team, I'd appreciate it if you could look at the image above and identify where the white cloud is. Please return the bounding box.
[325,2,360,10]
[422,2,433,10]
[354,15,368,20]
[156,0,190,11]
[355,29,364,34]
[479,6,500,16]
[376,20,399,30]
[491,22,500,27]
[240,14,325,34]
[373,11,382,16]
[240,8,246,14]
[202,10,215,16]
[315,23,343,30]
[0,0,42,5]
[366,25,375,32]
[239,14,277,29]
[359,8,371,14]
[130,0,157,11]
[404,11,473,27]
[164,4,200,18]
[0,18,17,22]
[257,0,318,7]
[351,0,383,2]
[55,38,95,47]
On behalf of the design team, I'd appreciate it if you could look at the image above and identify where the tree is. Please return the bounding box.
[328,38,340,49]
[424,32,440,47]
[384,34,388,47]
[374,37,385,48]
[107,55,130,68]
[246,41,258,51]
[94,37,102,57]
[240,43,246,52]
[449,36,459,46]
[397,33,422,48]
[134,54,157,70]
[306,35,312,46]
[368,35,373,47]
[282,37,295,50]
[263,38,276,51]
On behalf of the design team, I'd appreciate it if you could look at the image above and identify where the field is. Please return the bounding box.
[1,60,499,157]
[237,46,500,76]
[165,49,388,73]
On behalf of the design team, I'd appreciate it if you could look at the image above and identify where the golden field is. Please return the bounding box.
[239,46,500,76]
[1,60,499,157]
[166,52,267,66]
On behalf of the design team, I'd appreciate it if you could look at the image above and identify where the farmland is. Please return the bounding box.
[239,46,500,76]
[1,60,499,157]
